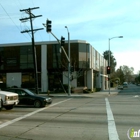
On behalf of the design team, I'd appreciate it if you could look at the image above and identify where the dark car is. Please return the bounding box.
[5,88,52,108]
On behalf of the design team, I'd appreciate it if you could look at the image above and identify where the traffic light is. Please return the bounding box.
[46,19,52,32]
[61,36,65,46]
[107,66,111,74]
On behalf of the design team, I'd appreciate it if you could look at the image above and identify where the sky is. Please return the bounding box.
[0,0,140,74]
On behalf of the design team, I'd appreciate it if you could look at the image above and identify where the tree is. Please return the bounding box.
[103,50,117,73]
[120,65,134,82]
[135,73,140,84]
[114,65,134,84]
[114,66,125,84]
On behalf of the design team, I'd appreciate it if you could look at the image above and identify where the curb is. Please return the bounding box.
[39,90,119,98]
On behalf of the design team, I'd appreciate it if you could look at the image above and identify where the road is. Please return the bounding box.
[0,84,139,140]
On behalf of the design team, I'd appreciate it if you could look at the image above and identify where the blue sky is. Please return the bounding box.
[0,0,140,74]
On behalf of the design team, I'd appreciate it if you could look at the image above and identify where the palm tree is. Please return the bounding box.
[103,50,117,73]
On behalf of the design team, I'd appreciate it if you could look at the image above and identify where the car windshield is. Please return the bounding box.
[24,89,35,96]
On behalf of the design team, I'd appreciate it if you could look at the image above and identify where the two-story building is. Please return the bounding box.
[0,40,108,92]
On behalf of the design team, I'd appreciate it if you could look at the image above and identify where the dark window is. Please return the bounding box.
[20,46,33,69]
[79,43,89,68]
[53,44,61,68]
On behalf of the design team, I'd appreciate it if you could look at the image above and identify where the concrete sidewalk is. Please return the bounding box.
[40,88,120,98]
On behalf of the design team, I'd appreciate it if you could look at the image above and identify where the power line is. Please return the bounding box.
[0,2,30,41]
[0,3,20,31]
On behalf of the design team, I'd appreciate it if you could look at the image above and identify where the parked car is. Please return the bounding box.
[0,90,19,110]
[5,88,52,108]
[118,85,123,90]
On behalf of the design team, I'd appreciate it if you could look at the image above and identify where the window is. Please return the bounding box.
[20,46,33,69]
[79,43,89,68]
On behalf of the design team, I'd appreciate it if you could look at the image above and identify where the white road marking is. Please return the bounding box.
[105,98,120,140]
[0,98,72,129]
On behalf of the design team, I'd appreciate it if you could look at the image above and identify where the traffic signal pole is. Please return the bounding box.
[50,33,71,96]
[108,39,111,95]
[50,33,70,62]
[65,26,71,96]
[108,36,123,95]
[43,21,71,96]
[43,21,70,62]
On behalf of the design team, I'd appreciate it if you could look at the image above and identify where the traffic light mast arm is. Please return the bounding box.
[43,21,70,63]
[50,32,70,63]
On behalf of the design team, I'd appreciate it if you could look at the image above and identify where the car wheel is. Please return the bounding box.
[34,100,42,108]
[4,105,14,110]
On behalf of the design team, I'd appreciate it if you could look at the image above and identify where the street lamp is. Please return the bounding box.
[108,36,123,94]
[65,26,71,96]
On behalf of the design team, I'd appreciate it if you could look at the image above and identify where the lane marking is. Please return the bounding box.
[0,98,72,129]
[105,98,120,140]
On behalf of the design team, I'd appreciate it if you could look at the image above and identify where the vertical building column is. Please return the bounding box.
[87,69,93,90]
[96,72,101,89]
[101,75,105,90]
[106,78,109,89]
[41,44,48,92]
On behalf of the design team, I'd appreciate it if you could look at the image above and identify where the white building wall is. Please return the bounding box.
[71,72,77,88]
[63,71,77,88]
[41,44,48,92]
[96,72,101,89]
[102,76,105,90]
[88,45,92,68]
[6,73,21,87]
[63,71,68,85]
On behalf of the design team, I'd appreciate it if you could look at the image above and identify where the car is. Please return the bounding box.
[0,90,19,110]
[123,82,128,88]
[5,88,52,108]
[118,85,123,90]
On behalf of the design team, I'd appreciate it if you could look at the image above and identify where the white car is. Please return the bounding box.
[0,90,19,110]
[118,85,123,90]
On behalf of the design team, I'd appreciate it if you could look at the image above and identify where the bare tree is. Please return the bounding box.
[62,60,87,81]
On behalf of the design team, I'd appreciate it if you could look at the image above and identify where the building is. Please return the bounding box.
[0,40,108,92]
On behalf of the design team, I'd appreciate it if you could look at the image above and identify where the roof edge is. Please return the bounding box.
[0,40,88,47]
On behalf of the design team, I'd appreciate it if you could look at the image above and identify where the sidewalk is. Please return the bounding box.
[40,88,120,98]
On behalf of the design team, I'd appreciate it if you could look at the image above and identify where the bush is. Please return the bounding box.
[83,89,90,93]
[93,88,101,92]
[83,89,94,93]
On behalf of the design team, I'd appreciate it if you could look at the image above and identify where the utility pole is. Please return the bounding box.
[19,7,43,94]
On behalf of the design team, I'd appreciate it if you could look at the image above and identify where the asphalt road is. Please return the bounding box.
[0,84,139,140]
